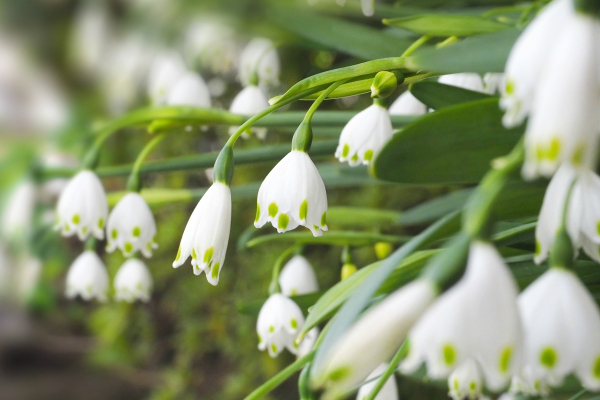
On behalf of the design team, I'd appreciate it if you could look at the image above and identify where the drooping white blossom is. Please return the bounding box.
[448,359,485,400]
[106,193,158,258]
[239,38,280,87]
[438,73,485,92]
[183,18,239,75]
[255,151,328,237]
[55,170,108,241]
[356,364,399,400]
[278,255,319,296]
[401,242,522,391]
[229,85,270,139]
[147,51,187,105]
[507,365,550,397]
[483,73,504,95]
[69,1,110,77]
[335,103,393,167]
[256,293,304,357]
[388,91,427,116]
[172,182,231,285]
[166,71,211,108]
[65,251,109,302]
[114,258,153,302]
[1,180,36,243]
[297,327,319,359]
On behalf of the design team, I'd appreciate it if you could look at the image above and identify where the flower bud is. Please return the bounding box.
[374,242,393,260]
[341,263,357,280]
[371,71,398,99]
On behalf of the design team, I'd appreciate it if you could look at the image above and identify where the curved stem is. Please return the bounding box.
[304,79,349,123]
[269,244,303,295]
[365,340,409,400]
[127,133,168,192]
[401,35,431,57]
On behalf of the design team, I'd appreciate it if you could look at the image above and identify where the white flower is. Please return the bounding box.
[483,73,504,95]
[256,293,304,357]
[55,170,108,241]
[166,71,211,108]
[314,280,436,397]
[361,0,375,16]
[183,18,239,75]
[14,255,42,303]
[229,85,270,139]
[401,242,522,391]
[65,251,109,302]
[239,38,280,87]
[335,103,393,166]
[448,359,484,400]
[255,151,328,236]
[106,192,158,258]
[388,91,427,116]
[278,255,319,296]
[69,2,110,77]
[356,364,399,400]
[508,365,550,397]
[297,327,319,359]
[147,51,187,105]
[438,73,485,92]
[172,182,231,285]
[114,258,153,302]
[1,180,36,243]
[518,268,600,390]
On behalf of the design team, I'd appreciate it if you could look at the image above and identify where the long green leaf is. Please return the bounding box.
[327,207,401,227]
[246,231,411,248]
[409,81,491,110]
[384,14,511,37]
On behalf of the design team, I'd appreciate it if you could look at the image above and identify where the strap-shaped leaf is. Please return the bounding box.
[384,14,511,37]
[409,81,491,110]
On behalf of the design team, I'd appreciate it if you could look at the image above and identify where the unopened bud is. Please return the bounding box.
[341,263,357,280]
[371,71,399,99]
[374,242,393,260]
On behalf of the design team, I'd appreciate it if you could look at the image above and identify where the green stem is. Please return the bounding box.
[269,245,303,295]
[304,80,348,123]
[126,133,168,192]
[567,389,587,400]
[401,35,431,57]
[365,341,409,400]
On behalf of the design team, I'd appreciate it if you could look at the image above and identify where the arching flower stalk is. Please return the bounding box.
[229,84,270,139]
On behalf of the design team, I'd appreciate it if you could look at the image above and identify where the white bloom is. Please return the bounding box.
[114,258,153,302]
[55,170,108,241]
[1,180,36,243]
[69,2,110,77]
[401,242,522,391]
[166,71,211,108]
[356,364,398,400]
[255,151,328,237]
[172,182,231,285]
[438,73,485,92]
[508,365,550,397]
[335,104,393,167]
[314,280,436,397]
[147,51,186,105]
[14,256,42,303]
[229,85,270,139]
[361,0,375,16]
[518,268,600,390]
[483,73,504,95]
[448,359,484,400]
[183,19,238,75]
[279,255,319,296]
[297,327,319,359]
[239,38,280,87]
[65,251,109,302]
[256,293,304,357]
[106,193,158,258]
[388,91,427,116]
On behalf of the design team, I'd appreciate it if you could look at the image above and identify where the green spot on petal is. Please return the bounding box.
[175,246,181,261]
[453,379,459,391]
[572,144,585,166]
[192,249,197,260]
[211,262,220,279]
[321,212,327,227]
[342,144,350,158]
[98,218,104,229]
[112,229,118,239]
[278,214,289,230]
[540,347,557,369]
[271,344,277,353]
[268,203,278,218]
[505,80,514,95]
[364,150,374,162]
[299,200,308,220]
[124,242,133,253]
[82,227,88,235]
[442,344,456,366]
[469,381,476,391]
[204,247,214,263]
[535,239,541,256]
[132,226,141,237]
[269,325,274,333]
[72,214,80,225]
[258,334,262,344]
[291,319,298,329]
[593,355,600,378]
[500,346,513,373]
[255,203,261,222]
[351,153,358,162]
[328,367,350,382]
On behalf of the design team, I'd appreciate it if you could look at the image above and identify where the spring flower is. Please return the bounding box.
[69,2,110,77]
[147,51,187,105]
[255,151,328,236]
[256,293,304,357]
[356,364,399,400]
[388,91,427,116]
[297,327,319,359]
[239,38,280,87]
[278,255,319,296]
[507,366,550,397]
[518,268,600,390]
[229,85,270,139]
[448,359,484,400]
[361,0,375,16]
[172,182,231,285]
[335,103,393,166]
[401,242,522,391]
[114,258,153,302]
[438,73,485,92]
[483,73,504,95]
[55,170,108,241]
[65,251,109,302]
[166,71,212,108]
[314,280,436,398]
[106,193,158,258]
[1,180,36,243]
[183,18,238,75]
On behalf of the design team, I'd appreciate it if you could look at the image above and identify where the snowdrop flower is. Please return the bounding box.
[356,364,399,400]
[114,258,153,302]
[183,19,238,75]
[361,0,375,17]
[229,85,270,139]
[69,2,110,77]
[518,268,600,390]
[55,170,108,241]
[439,73,485,92]
[166,71,211,108]
[172,182,231,285]
[314,280,436,397]
[401,242,521,391]
[389,91,427,116]
[508,366,550,397]
[278,255,319,296]
[255,151,328,236]
[483,73,504,95]
[147,51,186,105]
[448,359,484,400]
[65,251,109,302]
[1,180,36,243]
[106,193,158,258]
[297,327,319,359]
[239,38,280,87]
[335,103,393,166]
[256,293,304,357]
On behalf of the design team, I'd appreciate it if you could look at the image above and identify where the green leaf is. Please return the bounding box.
[327,206,401,227]
[238,292,323,316]
[372,98,524,184]
[409,81,491,110]
[384,14,511,37]
[399,188,475,226]
[246,231,411,248]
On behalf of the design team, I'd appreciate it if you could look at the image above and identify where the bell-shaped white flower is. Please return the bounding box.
[147,51,187,105]
[297,327,319,359]
[507,365,550,397]
[335,103,393,167]
[483,73,504,95]
[360,0,375,17]
[55,170,108,241]
[172,182,231,285]
[256,293,304,357]
[114,258,153,302]
[314,280,436,397]
[278,255,319,296]
[1,180,36,243]
[229,84,270,139]
[356,364,399,400]
[401,242,522,391]
[518,268,600,390]
[166,71,211,108]
[106,192,158,258]
[69,2,110,77]
[239,38,280,87]
[438,73,485,92]
[255,151,328,237]
[448,359,484,400]
[388,91,427,116]
[183,18,238,75]
[65,251,109,302]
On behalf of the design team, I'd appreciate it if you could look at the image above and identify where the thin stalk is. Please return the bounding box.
[126,133,168,192]
[401,35,431,57]
[269,245,303,295]
[365,340,408,400]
